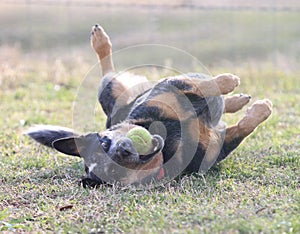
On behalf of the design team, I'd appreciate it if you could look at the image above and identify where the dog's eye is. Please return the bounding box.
[101,140,110,151]
[97,134,111,152]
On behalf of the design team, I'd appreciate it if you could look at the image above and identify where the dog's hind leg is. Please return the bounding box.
[216,99,272,163]
[90,24,114,76]
[224,93,252,113]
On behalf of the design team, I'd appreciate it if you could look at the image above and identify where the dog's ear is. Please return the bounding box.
[52,136,84,157]
[52,133,100,157]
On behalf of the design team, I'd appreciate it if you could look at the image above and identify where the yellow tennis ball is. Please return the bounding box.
[126,127,152,155]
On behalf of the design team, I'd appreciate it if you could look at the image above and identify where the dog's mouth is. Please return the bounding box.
[138,135,164,163]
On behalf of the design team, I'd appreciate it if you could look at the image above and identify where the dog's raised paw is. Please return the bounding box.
[246,99,272,120]
[238,99,272,134]
[224,93,252,113]
[90,24,112,59]
[215,73,240,95]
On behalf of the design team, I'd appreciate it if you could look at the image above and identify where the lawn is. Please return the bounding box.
[0,2,299,233]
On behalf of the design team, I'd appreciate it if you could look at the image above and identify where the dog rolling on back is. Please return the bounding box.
[26,25,272,187]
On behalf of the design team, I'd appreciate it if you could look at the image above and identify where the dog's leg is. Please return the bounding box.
[90,24,114,75]
[217,99,272,162]
[168,73,240,97]
[224,93,251,113]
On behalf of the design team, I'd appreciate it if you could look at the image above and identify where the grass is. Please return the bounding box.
[1,2,300,233]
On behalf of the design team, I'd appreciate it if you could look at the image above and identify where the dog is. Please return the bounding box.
[26,24,272,187]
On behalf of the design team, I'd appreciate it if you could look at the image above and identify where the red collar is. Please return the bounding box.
[140,167,165,184]
[157,167,165,180]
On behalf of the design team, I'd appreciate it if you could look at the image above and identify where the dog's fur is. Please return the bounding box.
[26,25,272,187]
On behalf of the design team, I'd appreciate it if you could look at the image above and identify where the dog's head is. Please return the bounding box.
[52,123,164,185]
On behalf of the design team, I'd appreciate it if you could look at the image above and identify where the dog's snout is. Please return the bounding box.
[116,138,135,157]
[117,147,131,157]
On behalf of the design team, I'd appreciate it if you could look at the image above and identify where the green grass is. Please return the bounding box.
[1,3,300,233]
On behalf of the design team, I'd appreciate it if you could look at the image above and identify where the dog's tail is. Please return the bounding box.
[25,125,78,148]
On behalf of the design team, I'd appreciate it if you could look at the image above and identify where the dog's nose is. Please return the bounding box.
[118,147,131,157]
[116,138,135,157]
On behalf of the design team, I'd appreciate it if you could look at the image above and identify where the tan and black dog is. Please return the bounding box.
[27,24,272,187]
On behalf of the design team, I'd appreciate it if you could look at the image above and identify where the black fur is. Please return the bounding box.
[25,126,76,148]
[216,136,244,163]
[98,75,116,116]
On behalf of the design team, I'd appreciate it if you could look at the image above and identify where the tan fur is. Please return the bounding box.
[168,73,240,97]
[147,93,193,120]
[121,152,163,185]
[200,131,223,171]
[188,119,214,150]
[224,94,251,113]
[188,119,223,171]
[225,99,272,141]
[100,123,136,140]
[237,99,272,136]
[90,25,114,75]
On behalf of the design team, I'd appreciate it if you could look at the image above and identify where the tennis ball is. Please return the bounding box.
[126,127,152,155]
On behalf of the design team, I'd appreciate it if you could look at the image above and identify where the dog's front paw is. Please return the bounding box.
[90,24,112,59]
[224,93,251,113]
[215,73,240,95]
[79,177,104,188]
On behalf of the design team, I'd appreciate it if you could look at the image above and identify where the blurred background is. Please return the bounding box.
[1,0,300,67]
